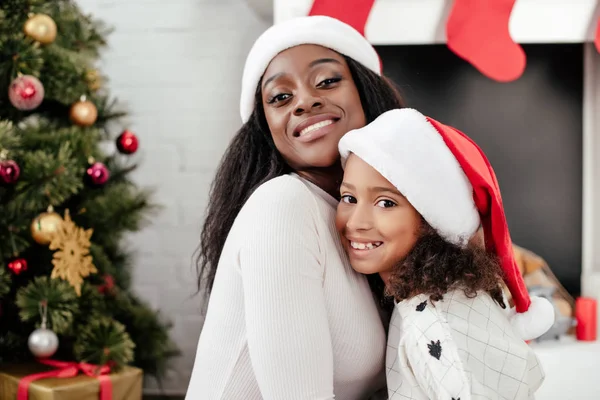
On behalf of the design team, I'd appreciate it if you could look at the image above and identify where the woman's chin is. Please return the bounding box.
[303,152,341,169]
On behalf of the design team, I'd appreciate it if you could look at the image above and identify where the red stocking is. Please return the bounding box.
[446,0,525,82]
[308,0,376,37]
[595,16,600,53]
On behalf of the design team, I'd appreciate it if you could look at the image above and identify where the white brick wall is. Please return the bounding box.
[77,0,269,394]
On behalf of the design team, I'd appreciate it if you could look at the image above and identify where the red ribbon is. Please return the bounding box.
[17,359,112,400]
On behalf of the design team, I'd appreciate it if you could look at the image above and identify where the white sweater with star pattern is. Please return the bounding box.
[186,174,387,400]
[386,291,545,400]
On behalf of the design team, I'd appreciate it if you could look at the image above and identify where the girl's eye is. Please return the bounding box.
[376,199,397,208]
[267,93,291,104]
[317,77,341,87]
[340,194,357,204]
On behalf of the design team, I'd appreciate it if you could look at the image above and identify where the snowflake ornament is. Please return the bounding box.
[49,210,96,295]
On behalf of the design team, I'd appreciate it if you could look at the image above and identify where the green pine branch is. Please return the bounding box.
[0,331,30,364]
[0,265,10,299]
[74,318,135,368]
[87,243,132,290]
[108,292,180,377]
[15,276,79,335]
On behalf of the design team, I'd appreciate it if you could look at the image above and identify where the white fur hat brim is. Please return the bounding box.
[338,108,480,246]
[240,16,381,123]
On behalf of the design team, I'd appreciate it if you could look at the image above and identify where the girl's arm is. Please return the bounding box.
[403,325,471,400]
[397,297,471,400]
[239,178,334,399]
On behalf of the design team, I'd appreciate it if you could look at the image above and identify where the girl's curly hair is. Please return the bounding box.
[387,221,506,308]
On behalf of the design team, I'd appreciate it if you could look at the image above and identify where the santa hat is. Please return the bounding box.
[338,108,555,341]
[240,15,381,123]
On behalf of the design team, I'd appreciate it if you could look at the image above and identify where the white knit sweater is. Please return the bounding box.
[186,174,387,400]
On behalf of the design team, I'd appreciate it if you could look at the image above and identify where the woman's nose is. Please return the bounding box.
[293,88,323,116]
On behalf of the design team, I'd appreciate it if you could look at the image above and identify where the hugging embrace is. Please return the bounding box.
[186,16,555,400]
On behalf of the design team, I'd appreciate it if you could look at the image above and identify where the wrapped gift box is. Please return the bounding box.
[0,363,142,400]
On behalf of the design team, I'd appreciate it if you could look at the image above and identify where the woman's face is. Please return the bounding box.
[335,154,422,278]
[261,44,365,170]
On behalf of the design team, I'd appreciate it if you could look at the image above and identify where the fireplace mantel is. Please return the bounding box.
[275,0,599,45]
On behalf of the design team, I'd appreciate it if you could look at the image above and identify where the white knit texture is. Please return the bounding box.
[338,108,480,246]
[185,174,387,399]
[240,16,381,122]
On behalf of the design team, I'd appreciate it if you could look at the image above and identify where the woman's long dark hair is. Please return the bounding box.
[387,222,507,308]
[194,56,405,304]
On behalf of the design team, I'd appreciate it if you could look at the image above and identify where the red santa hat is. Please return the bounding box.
[240,15,381,123]
[338,108,555,341]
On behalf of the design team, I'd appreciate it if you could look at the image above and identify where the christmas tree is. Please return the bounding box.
[0,0,178,378]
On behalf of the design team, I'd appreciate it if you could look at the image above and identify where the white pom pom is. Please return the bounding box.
[509,296,555,341]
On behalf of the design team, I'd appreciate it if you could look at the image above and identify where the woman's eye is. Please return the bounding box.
[341,195,357,204]
[376,199,397,208]
[317,77,341,87]
[267,93,291,104]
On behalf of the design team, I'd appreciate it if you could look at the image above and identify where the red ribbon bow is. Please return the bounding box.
[17,359,112,400]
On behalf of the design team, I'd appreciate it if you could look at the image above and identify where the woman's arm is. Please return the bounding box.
[239,178,335,399]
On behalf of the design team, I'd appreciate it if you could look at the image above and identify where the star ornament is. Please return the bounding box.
[49,210,96,296]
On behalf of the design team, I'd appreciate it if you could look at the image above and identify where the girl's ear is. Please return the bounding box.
[468,227,485,249]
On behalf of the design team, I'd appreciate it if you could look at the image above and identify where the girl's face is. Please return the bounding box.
[335,154,422,280]
[261,44,366,171]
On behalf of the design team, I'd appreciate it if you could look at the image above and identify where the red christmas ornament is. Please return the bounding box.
[116,130,139,154]
[8,258,28,275]
[86,162,109,186]
[8,75,45,111]
[0,160,20,185]
[98,275,116,295]
[446,0,525,82]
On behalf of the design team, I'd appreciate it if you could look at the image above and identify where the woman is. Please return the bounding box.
[186,16,404,400]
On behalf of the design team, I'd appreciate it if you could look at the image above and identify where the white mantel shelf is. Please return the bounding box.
[530,336,600,399]
[275,0,600,45]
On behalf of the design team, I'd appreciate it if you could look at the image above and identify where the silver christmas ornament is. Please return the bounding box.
[28,300,59,358]
[28,327,59,358]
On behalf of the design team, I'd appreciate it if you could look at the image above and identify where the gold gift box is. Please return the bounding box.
[0,364,142,400]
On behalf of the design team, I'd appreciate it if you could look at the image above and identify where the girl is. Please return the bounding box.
[336,109,555,400]
[187,16,404,400]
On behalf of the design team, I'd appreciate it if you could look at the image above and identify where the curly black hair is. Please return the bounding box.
[195,56,405,304]
[387,221,507,308]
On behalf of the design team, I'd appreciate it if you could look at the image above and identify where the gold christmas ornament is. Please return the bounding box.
[85,69,102,92]
[31,207,63,245]
[69,96,98,127]
[49,210,96,296]
[23,14,57,45]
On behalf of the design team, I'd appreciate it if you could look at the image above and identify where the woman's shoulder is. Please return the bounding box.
[244,174,319,211]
